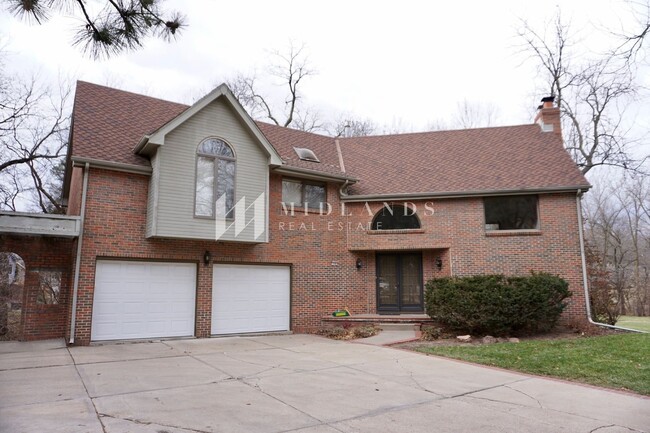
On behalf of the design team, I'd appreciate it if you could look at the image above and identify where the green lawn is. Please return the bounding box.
[617,316,650,333]
[417,334,650,395]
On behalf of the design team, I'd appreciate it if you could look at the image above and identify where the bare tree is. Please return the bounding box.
[327,115,378,138]
[518,12,644,175]
[4,0,186,58]
[0,53,71,213]
[451,99,501,129]
[293,107,325,133]
[614,0,650,60]
[618,174,650,315]
[227,42,318,131]
[584,176,650,318]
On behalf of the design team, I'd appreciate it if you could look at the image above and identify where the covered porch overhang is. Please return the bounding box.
[0,211,80,238]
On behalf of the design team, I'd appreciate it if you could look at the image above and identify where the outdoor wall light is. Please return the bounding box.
[204,251,211,266]
[356,258,363,270]
[435,257,443,270]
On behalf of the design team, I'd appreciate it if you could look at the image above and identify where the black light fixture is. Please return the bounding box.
[435,257,443,270]
[203,251,211,266]
[356,258,363,270]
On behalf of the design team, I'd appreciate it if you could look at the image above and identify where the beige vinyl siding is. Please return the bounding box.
[146,98,269,242]
[145,153,159,238]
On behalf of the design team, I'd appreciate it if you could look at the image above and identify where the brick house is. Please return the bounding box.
[0,82,590,345]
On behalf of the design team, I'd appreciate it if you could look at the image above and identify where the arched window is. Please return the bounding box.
[371,204,421,230]
[195,138,236,218]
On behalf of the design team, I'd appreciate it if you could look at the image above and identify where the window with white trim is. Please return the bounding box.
[195,138,235,219]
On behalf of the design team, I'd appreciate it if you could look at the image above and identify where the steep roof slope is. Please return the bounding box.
[339,126,589,196]
[71,81,187,167]
[69,81,589,196]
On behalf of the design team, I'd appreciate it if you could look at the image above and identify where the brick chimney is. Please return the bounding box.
[534,96,561,135]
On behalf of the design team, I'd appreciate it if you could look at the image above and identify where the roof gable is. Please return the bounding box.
[135,84,283,166]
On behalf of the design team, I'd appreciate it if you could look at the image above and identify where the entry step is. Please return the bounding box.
[377,323,419,332]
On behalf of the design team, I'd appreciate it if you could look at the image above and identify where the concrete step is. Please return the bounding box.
[377,323,418,332]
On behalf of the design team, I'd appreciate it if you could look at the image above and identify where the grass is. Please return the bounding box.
[417,333,650,395]
[617,316,650,333]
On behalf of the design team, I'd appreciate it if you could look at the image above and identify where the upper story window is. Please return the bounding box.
[195,138,235,219]
[371,204,421,230]
[282,178,326,209]
[484,195,538,230]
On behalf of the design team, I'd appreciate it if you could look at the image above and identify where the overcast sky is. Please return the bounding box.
[1,0,647,145]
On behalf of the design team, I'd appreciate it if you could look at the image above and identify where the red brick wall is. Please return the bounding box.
[0,235,74,341]
[69,167,586,345]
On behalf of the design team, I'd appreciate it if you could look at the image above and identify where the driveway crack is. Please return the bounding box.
[503,384,544,408]
[66,346,108,433]
[99,412,210,433]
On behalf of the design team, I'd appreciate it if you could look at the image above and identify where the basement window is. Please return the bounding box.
[293,147,320,163]
[484,195,539,230]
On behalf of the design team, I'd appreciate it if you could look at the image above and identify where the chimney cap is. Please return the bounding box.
[541,96,555,103]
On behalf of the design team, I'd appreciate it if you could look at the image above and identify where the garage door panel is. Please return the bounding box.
[212,264,290,335]
[92,261,197,341]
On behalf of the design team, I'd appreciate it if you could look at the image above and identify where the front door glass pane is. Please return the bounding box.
[377,255,398,306]
[400,254,422,307]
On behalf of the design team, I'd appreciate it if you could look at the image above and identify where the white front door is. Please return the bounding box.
[211,264,290,335]
[91,260,196,341]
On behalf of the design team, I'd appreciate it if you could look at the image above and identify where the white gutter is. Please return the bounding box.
[273,166,357,183]
[71,156,152,175]
[576,189,646,333]
[69,163,90,344]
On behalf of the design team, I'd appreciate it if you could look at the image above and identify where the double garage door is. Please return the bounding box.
[91,261,290,341]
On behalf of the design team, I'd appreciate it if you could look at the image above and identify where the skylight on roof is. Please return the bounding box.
[293,147,320,163]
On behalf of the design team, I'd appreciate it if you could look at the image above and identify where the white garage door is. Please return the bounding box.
[212,264,290,335]
[92,260,196,341]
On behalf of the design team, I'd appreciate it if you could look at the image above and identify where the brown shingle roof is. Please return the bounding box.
[255,122,344,176]
[70,81,589,196]
[339,126,589,196]
[71,81,187,167]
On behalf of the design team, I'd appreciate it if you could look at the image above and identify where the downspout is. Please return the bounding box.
[576,189,645,333]
[69,162,90,344]
[339,179,350,197]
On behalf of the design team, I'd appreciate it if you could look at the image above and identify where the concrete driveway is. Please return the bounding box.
[0,335,648,433]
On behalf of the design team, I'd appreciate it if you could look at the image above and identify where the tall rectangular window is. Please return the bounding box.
[484,195,538,230]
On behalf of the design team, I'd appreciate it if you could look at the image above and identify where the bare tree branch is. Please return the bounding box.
[227,42,319,131]
[0,51,71,212]
[518,12,644,175]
